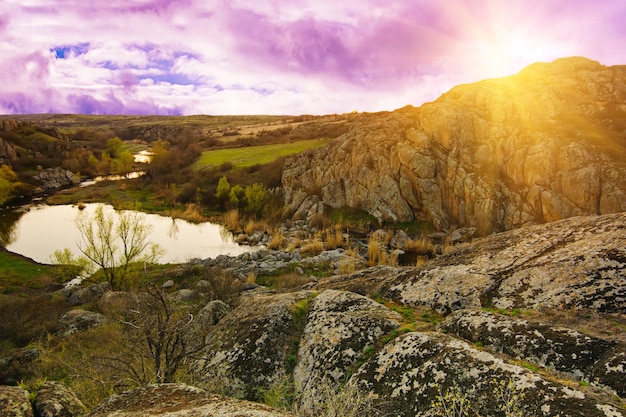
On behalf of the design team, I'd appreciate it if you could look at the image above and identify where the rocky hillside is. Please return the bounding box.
[187,212,625,417]
[2,212,624,417]
[282,57,626,234]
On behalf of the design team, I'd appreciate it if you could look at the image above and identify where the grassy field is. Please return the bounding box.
[0,248,56,294]
[193,138,329,169]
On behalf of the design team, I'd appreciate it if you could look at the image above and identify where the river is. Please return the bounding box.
[0,203,256,264]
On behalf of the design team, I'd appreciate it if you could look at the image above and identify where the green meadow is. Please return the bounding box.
[193,138,329,169]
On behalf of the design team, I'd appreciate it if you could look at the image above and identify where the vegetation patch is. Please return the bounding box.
[193,139,329,170]
[0,249,56,294]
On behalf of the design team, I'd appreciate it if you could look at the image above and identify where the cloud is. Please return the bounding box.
[0,0,625,115]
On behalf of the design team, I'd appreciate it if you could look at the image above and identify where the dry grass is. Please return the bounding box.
[246,271,257,284]
[337,248,362,274]
[323,226,346,250]
[300,233,325,254]
[222,209,240,231]
[367,237,389,267]
[244,218,271,235]
[404,235,435,256]
[267,234,287,250]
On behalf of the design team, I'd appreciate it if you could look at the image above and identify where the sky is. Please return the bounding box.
[1,0,625,116]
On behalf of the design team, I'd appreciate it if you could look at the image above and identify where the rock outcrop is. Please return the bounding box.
[282,57,626,234]
[196,291,315,399]
[33,167,80,191]
[0,137,17,165]
[293,290,401,414]
[351,332,624,417]
[86,383,295,417]
[320,212,626,314]
[442,310,626,397]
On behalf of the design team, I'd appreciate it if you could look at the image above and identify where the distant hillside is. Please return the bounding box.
[282,57,626,234]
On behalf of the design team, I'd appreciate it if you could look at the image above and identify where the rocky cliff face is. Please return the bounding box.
[282,57,626,234]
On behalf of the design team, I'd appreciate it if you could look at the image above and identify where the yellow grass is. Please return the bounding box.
[300,233,325,254]
[323,226,346,250]
[267,234,286,250]
[367,237,389,266]
[404,235,435,256]
[222,209,240,231]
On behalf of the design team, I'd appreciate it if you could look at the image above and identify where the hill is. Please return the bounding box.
[281,57,626,234]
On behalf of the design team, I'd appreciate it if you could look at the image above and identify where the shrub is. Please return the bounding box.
[244,183,269,217]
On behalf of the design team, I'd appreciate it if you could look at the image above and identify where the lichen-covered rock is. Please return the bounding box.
[34,381,85,417]
[197,300,231,326]
[196,291,314,399]
[60,309,107,336]
[0,385,33,417]
[86,383,295,417]
[380,213,626,313]
[351,332,624,417]
[66,282,110,306]
[293,290,401,413]
[442,310,626,397]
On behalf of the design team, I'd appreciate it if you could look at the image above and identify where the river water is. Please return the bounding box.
[0,203,256,264]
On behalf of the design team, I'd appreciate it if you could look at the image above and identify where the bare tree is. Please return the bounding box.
[119,285,209,384]
[73,204,163,289]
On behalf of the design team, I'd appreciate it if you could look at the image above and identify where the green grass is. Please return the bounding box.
[193,139,329,169]
[0,248,56,293]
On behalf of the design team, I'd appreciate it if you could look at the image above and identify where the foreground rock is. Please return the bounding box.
[282,57,626,233]
[196,291,314,399]
[59,309,107,336]
[351,332,624,417]
[34,381,86,417]
[87,383,295,417]
[442,310,626,397]
[293,290,401,414]
[318,213,626,314]
[0,385,33,417]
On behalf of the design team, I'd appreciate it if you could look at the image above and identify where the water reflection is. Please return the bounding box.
[3,203,257,264]
[80,171,146,187]
[168,218,180,239]
[0,208,26,246]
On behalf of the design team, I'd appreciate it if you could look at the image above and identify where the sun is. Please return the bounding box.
[457,3,575,81]
[470,28,562,79]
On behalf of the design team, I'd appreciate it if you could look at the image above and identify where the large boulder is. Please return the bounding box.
[0,385,33,417]
[196,291,314,399]
[86,383,295,417]
[351,332,624,417]
[282,57,626,234]
[378,213,626,313]
[34,381,85,417]
[33,167,80,190]
[442,310,626,397]
[67,282,110,306]
[197,300,231,327]
[60,309,107,336]
[293,290,401,414]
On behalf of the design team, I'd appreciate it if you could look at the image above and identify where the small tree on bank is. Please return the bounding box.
[53,204,163,289]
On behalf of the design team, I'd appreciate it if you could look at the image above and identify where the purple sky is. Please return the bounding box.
[1,0,625,116]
